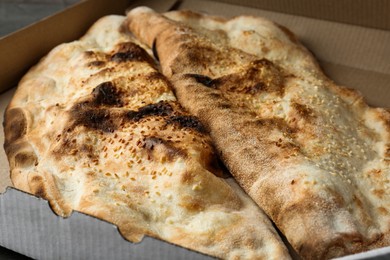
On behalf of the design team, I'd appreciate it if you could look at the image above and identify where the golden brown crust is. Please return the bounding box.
[4,15,291,259]
[127,7,390,259]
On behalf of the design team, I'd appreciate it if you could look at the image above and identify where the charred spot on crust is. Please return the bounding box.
[125,101,206,135]
[92,81,123,107]
[166,115,206,133]
[87,60,105,67]
[145,71,167,82]
[217,103,231,109]
[34,186,47,199]
[111,42,154,65]
[184,45,216,67]
[111,52,136,62]
[216,158,233,178]
[203,153,231,179]
[185,59,284,96]
[212,59,285,96]
[208,93,223,100]
[249,82,266,94]
[71,106,116,132]
[292,102,316,120]
[127,101,174,121]
[3,108,27,144]
[14,151,38,168]
[80,109,113,132]
[255,118,296,136]
[252,58,274,67]
[69,81,123,133]
[152,39,159,61]
[186,74,215,87]
[84,50,95,57]
[70,101,176,133]
[80,143,95,158]
[29,176,47,199]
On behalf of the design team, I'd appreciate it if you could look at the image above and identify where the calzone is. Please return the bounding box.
[127,7,390,259]
[3,15,291,259]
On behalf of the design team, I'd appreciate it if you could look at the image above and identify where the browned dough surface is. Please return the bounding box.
[127,7,390,259]
[3,15,291,260]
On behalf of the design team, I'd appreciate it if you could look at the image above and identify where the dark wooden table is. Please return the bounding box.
[0,1,79,258]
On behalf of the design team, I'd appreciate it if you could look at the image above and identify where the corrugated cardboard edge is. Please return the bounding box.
[0,188,211,260]
[334,247,390,260]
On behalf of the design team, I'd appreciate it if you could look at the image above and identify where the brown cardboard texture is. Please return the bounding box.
[212,0,390,30]
[1,0,390,259]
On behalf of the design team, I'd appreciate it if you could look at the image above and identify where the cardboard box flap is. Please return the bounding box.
[210,0,390,30]
[0,188,211,260]
[319,62,390,107]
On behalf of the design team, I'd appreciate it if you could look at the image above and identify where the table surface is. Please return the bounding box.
[0,1,79,258]
[0,0,78,38]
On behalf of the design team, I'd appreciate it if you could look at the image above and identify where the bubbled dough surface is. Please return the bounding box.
[127,7,390,259]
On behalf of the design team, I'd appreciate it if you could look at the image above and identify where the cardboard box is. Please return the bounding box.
[1,0,389,259]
